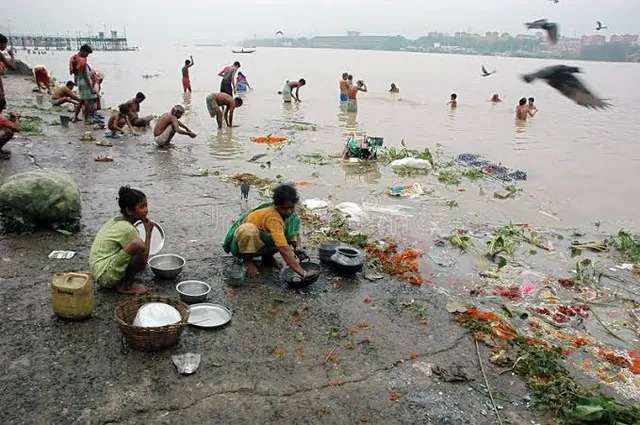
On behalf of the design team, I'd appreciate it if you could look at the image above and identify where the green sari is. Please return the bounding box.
[222,202,301,257]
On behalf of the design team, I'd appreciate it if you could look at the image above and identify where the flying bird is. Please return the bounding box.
[481,65,496,77]
[548,0,559,3]
[521,65,611,110]
[596,21,607,31]
[525,18,559,45]
[275,31,284,36]
[240,179,250,201]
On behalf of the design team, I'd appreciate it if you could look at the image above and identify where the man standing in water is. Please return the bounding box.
[339,73,349,102]
[205,92,243,129]
[218,61,240,96]
[527,97,538,116]
[0,34,16,102]
[347,80,367,112]
[181,56,194,93]
[515,97,535,121]
[153,105,196,148]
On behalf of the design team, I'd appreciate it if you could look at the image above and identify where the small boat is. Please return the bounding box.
[232,48,256,54]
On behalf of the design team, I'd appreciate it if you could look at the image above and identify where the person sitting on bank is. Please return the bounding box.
[33,65,52,94]
[106,104,136,137]
[89,186,154,295]
[51,81,80,107]
[122,92,153,128]
[153,105,196,148]
[0,98,21,160]
[223,183,317,279]
[205,92,243,129]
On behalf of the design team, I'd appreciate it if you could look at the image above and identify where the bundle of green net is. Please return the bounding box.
[0,170,82,234]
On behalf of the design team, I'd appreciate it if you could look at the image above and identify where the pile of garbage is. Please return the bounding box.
[457,153,527,182]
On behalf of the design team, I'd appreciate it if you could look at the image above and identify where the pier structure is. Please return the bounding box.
[7,29,137,51]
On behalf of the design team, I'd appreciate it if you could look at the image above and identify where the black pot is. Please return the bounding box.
[282,261,321,289]
[318,240,341,264]
[330,247,365,276]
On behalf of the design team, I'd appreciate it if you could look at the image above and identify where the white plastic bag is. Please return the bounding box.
[389,158,432,171]
[133,303,181,327]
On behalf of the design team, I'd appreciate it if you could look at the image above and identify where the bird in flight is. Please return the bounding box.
[596,21,607,31]
[521,65,611,110]
[275,31,284,36]
[525,18,559,45]
[481,65,496,77]
[549,0,559,3]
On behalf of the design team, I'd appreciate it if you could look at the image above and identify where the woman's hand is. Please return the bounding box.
[143,218,154,235]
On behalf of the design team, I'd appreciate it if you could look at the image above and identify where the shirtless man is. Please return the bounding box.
[339,73,349,102]
[205,92,243,129]
[515,97,535,121]
[153,105,196,147]
[181,56,194,93]
[447,93,458,108]
[122,92,153,127]
[218,61,240,96]
[346,80,367,112]
[389,83,399,93]
[51,81,80,106]
[528,97,538,116]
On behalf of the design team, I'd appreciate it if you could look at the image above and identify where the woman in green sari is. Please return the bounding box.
[223,184,316,278]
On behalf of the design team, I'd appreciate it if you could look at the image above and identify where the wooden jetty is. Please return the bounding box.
[7,30,137,52]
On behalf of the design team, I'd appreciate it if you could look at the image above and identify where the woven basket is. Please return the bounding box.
[114,296,190,352]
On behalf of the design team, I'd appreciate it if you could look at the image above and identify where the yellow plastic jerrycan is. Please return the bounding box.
[51,272,94,320]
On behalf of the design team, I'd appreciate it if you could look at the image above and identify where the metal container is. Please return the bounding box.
[331,247,365,276]
[176,280,211,304]
[226,264,246,287]
[281,261,321,289]
[318,240,341,264]
[149,254,185,279]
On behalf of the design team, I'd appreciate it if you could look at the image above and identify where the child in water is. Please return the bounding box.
[447,93,458,108]
[89,186,154,295]
[236,72,251,93]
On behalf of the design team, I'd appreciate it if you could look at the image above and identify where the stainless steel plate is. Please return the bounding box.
[134,221,165,256]
[188,303,232,328]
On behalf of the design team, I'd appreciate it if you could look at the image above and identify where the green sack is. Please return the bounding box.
[0,170,82,233]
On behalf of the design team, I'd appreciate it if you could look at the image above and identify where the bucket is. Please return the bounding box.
[60,116,71,128]
[226,264,246,287]
[51,272,94,320]
[35,93,44,106]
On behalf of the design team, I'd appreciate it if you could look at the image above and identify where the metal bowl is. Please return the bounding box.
[282,261,322,289]
[176,280,211,304]
[148,254,185,279]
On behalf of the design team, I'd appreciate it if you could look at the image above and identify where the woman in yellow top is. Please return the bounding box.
[223,183,316,279]
[89,186,154,295]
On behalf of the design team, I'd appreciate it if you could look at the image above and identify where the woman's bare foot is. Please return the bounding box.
[262,254,283,269]
[244,261,260,277]
[118,282,150,295]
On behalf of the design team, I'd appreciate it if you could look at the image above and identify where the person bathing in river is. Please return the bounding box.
[205,92,243,129]
[106,104,136,137]
[89,186,155,295]
[389,83,399,93]
[528,97,538,115]
[490,93,502,103]
[51,81,80,107]
[447,93,458,108]
[339,73,350,102]
[223,183,317,279]
[515,97,535,121]
[218,61,240,96]
[153,105,196,148]
[282,79,306,103]
[346,80,367,113]
[235,72,251,93]
[182,56,194,93]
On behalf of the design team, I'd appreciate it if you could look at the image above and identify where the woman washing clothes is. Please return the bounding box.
[89,186,155,295]
[223,183,317,279]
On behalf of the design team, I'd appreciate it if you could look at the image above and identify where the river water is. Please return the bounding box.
[22,45,640,234]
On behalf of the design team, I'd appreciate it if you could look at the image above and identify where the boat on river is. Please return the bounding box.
[232,48,256,54]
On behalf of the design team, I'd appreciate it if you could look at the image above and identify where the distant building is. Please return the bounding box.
[551,37,582,54]
[581,34,606,46]
[346,31,361,37]
[609,34,639,45]
[310,35,397,49]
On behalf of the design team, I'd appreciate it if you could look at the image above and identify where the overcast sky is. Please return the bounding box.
[2,0,639,45]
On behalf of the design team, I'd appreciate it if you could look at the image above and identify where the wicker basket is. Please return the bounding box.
[114,296,190,352]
